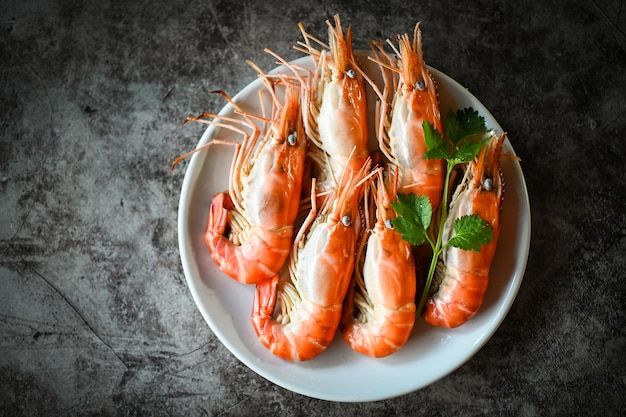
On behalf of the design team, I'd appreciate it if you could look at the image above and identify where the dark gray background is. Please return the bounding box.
[1,0,624,415]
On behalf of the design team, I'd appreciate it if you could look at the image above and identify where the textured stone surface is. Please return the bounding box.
[1,0,625,415]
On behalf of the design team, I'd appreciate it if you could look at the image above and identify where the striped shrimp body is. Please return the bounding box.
[251,161,373,361]
[341,172,416,357]
[374,24,444,211]
[174,80,307,285]
[298,14,369,186]
[422,132,506,328]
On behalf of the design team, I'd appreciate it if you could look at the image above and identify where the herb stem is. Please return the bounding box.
[416,162,456,314]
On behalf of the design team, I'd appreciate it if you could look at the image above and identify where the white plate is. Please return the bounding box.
[177,52,531,402]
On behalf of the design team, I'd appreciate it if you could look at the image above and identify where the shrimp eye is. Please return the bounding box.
[287,131,297,146]
[341,215,351,226]
[385,219,394,229]
[483,177,493,191]
[346,68,356,79]
[415,80,426,91]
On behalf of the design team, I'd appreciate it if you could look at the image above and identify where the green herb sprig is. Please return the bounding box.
[391,108,493,314]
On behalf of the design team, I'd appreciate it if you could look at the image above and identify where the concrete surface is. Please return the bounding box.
[1,0,625,415]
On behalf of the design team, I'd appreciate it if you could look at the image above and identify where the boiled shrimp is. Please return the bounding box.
[422,132,506,328]
[297,14,370,186]
[251,160,375,361]
[372,23,444,211]
[341,171,416,357]
[172,78,307,285]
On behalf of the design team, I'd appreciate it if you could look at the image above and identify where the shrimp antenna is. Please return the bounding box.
[262,48,310,88]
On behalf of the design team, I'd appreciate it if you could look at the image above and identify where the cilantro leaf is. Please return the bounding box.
[424,146,450,160]
[391,216,427,246]
[443,111,462,145]
[391,193,432,246]
[422,120,448,160]
[445,108,487,144]
[393,193,432,230]
[452,137,490,164]
[447,214,494,252]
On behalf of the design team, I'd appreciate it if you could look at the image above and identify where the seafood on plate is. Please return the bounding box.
[175,15,512,361]
[173,77,308,285]
[341,170,416,357]
[421,132,506,328]
[251,160,377,361]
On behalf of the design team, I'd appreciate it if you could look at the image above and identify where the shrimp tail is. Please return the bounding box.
[251,276,341,361]
[205,192,292,284]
